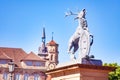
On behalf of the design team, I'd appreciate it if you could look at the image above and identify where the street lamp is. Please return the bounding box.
[8,61,15,80]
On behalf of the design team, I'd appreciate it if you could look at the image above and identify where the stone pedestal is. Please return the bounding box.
[46,63,115,80]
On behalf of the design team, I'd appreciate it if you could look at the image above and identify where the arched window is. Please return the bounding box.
[15,73,20,80]
[51,55,53,61]
[3,72,8,80]
[34,74,40,80]
[24,73,29,80]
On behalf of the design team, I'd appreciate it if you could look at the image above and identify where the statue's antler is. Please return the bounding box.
[65,10,77,17]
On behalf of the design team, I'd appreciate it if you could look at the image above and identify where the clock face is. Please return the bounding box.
[48,63,56,69]
[80,30,90,56]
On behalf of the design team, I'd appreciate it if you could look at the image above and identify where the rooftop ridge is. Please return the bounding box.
[0,47,22,49]
[21,52,45,61]
[0,51,12,60]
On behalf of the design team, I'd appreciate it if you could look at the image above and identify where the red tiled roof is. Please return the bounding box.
[0,47,46,67]
[21,52,45,61]
[0,47,27,67]
[0,52,12,60]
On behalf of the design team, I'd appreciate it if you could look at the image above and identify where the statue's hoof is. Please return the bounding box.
[85,55,89,58]
[90,55,94,58]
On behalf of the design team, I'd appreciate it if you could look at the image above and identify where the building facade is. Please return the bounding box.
[0,47,47,80]
[0,28,59,80]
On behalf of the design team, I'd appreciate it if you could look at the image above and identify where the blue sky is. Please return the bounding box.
[0,0,120,64]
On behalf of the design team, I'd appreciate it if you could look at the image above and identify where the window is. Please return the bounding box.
[3,72,8,80]
[34,62,45,67]
[15,73,20,80]
[25,61,45,67]
[25,61,32,66]
[24,73,29,80]
[51,55,53,61]
[34,62,41,66]
[34,74,40,80]
[0,60,7,64]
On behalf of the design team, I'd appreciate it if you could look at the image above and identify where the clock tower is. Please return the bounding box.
[38,28,59,69]
[46,37,59,69]
[47,40,59,62]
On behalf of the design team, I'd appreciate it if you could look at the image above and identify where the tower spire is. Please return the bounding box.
[42,27,46,43]
[52,32,54,41]
[38,27,48,58]
[41,27,46,53]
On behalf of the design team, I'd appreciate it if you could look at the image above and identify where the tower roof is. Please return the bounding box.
[47,40,58,46]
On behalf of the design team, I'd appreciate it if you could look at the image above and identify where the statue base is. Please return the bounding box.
[56,58,102,68]
[82,58,102,66]
[46,62,115,80]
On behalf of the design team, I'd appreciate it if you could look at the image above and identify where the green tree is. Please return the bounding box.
[104,63,120,80]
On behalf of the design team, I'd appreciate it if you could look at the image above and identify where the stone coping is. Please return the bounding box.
[46,63,116,73]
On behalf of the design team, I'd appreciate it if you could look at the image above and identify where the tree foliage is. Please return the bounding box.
[104,63,120,80]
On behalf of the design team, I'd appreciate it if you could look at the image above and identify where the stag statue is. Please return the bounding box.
[66,9,93,62]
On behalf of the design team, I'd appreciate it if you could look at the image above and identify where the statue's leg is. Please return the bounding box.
[78,38,83,63]
[68,43,77,60]
[78,52,83,63]
[68,41,73,53]
[74,44,78,53]
[71,44,78,60]
[68,41,75,60]
[70,52,76,60]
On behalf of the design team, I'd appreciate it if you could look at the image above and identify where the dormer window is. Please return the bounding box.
[0,60,7,64]
[34,61,41,66]
[25,61,32,66]
[25,61,45,67]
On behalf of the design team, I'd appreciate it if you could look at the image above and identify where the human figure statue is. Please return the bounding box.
[66,9,93,62]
